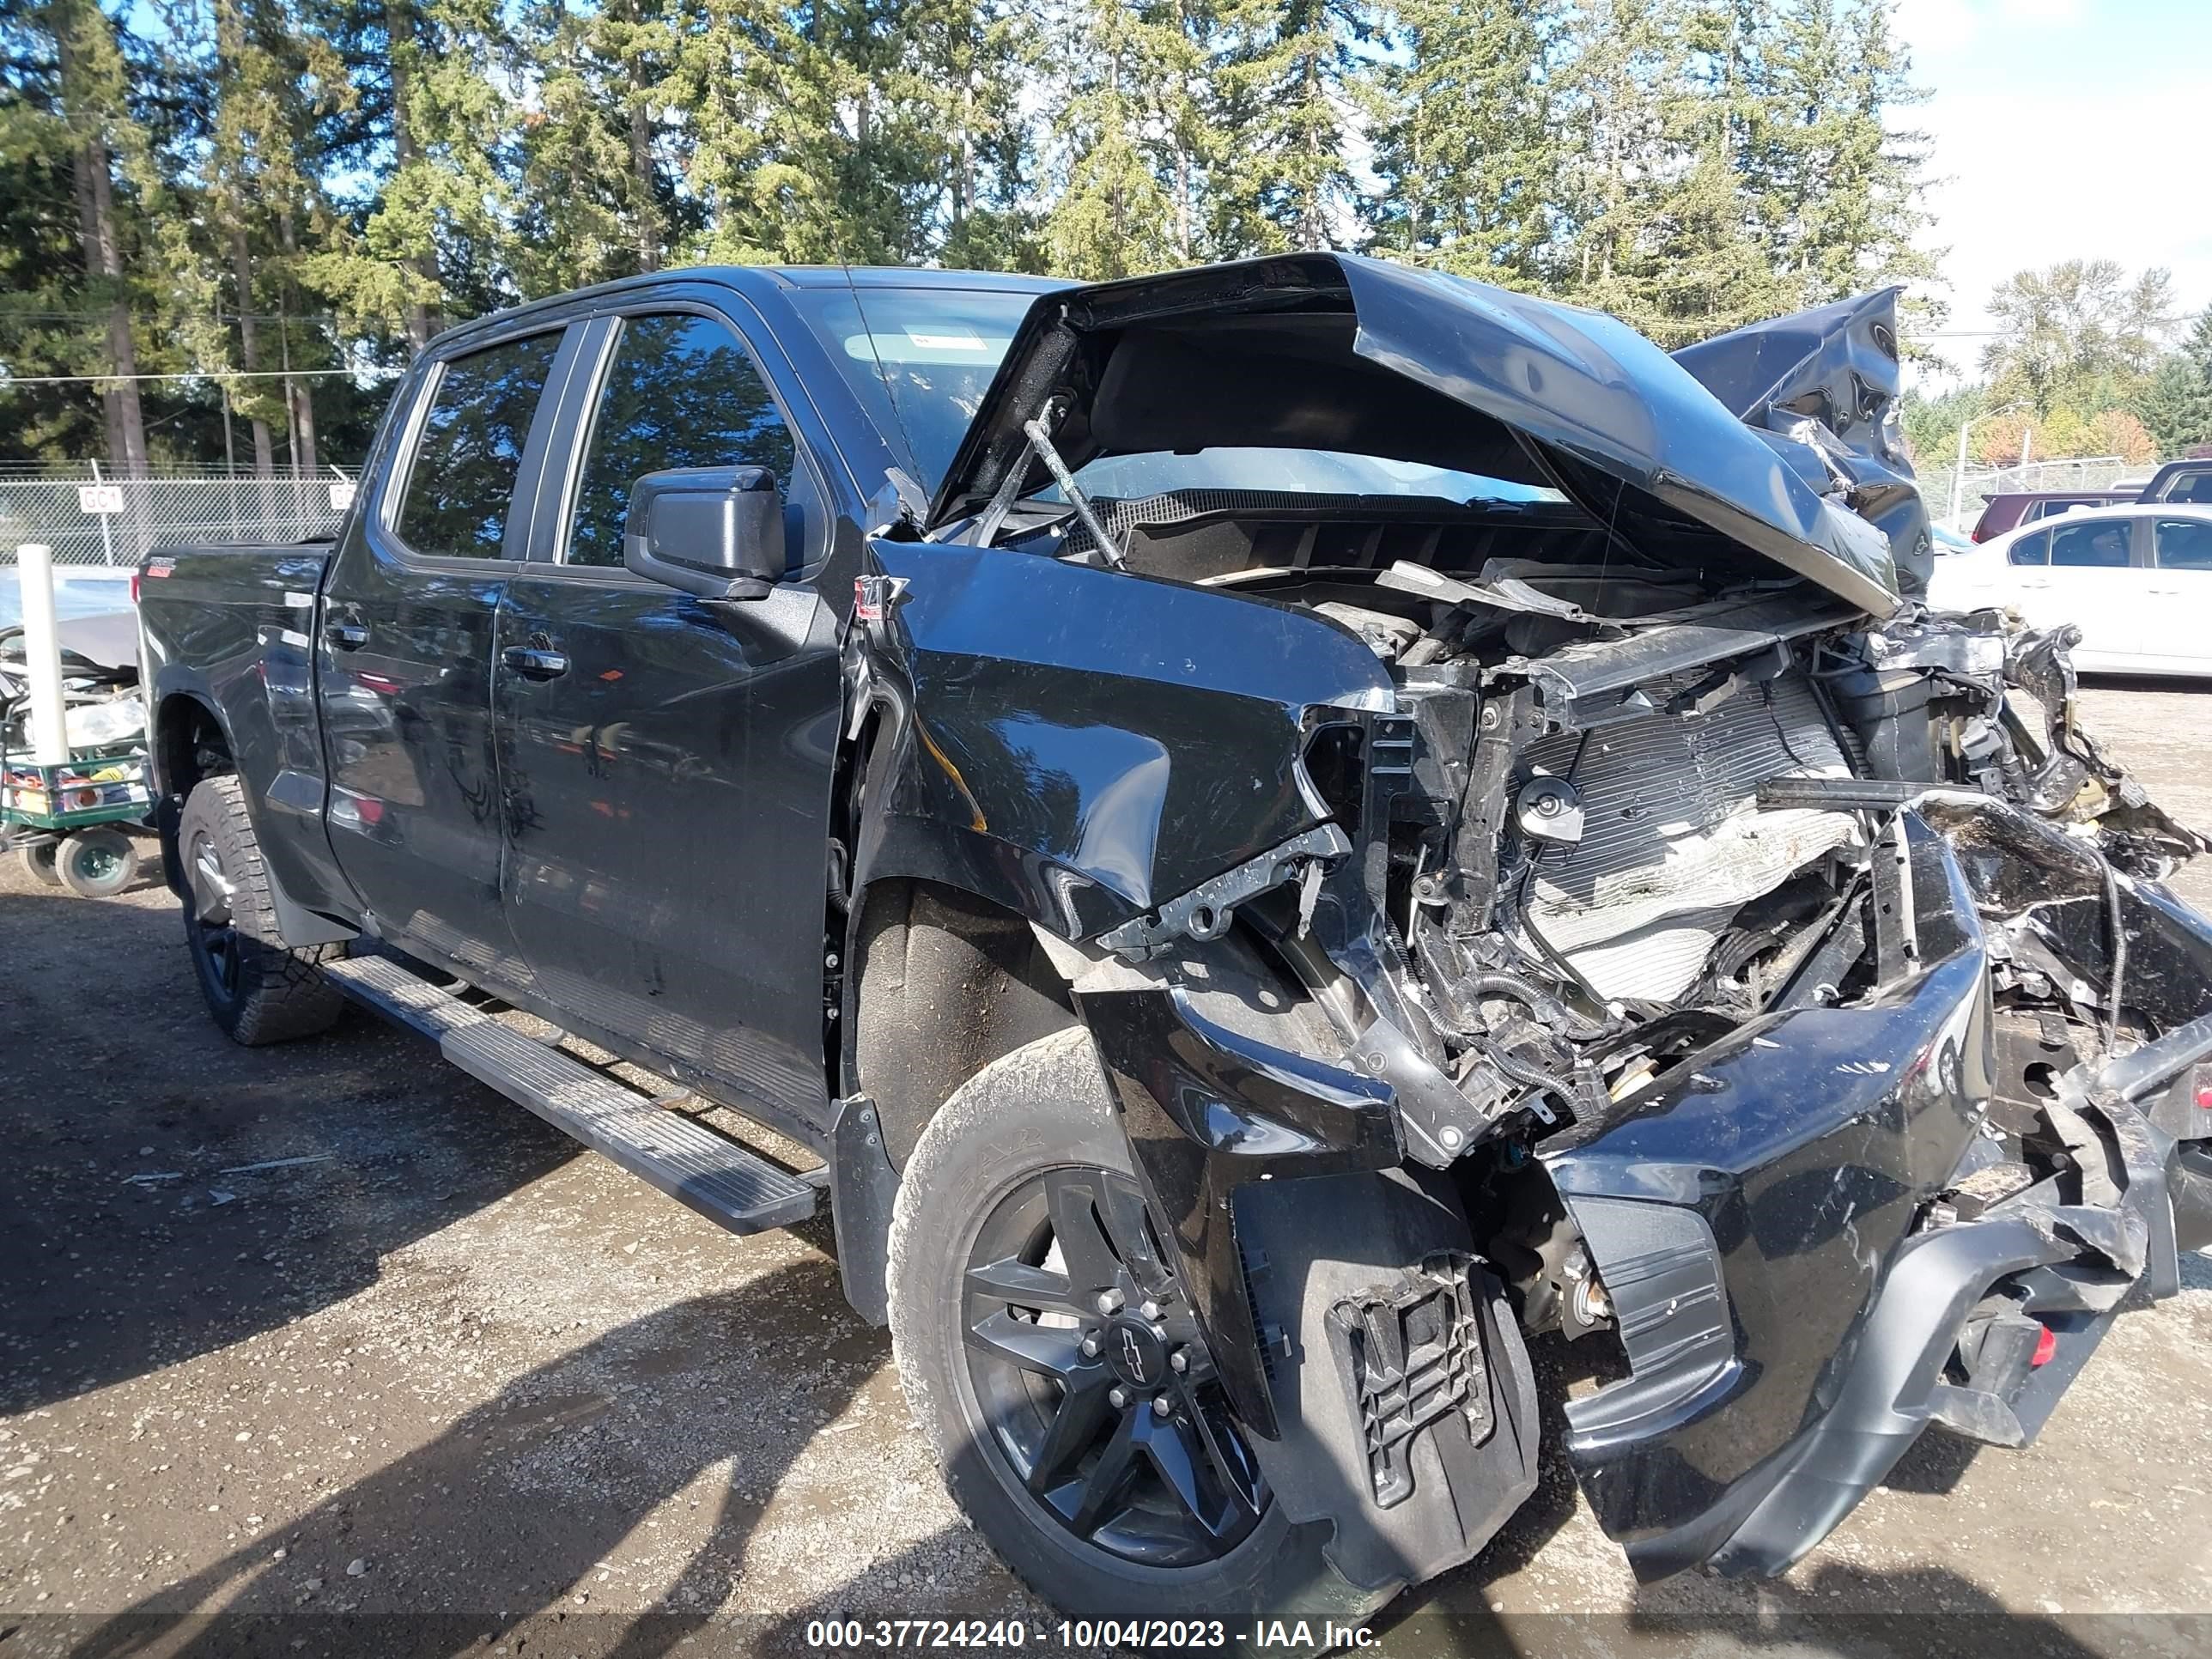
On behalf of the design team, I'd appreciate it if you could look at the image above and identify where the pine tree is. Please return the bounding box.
[511,0,699,294]
[1043,0,1181,278]
[1633,2,1796,343]
[908,0,1042,270]
[1748,0,1934,309]
[1218,0,1359,253]
[20,0,156,471]
[2136,309,2212,458]
[1547,0,1684,329]
[672,0,849,264]
[1361,0,1559,286]
[306,0,520,346]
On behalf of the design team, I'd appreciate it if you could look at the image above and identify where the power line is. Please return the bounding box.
[0,366,402,387]
[1,310,352,325]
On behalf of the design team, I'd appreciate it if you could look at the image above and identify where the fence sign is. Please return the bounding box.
[329,480,357,511]
[77,484,125,515]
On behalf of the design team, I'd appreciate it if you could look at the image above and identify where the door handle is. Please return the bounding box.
[324,621,370,650]
[502,646,570,680]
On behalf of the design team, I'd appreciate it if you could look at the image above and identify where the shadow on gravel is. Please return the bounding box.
[1389,1564,2120,1659]
[66,1261,879,1659]
[0,884,580,1415]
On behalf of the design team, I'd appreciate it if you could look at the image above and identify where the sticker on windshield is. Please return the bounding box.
[842,331,1009,365]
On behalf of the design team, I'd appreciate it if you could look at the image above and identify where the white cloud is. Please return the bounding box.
[1918,82,2212,349]
[1894,2,2205,385]
[1896,0,2084,54]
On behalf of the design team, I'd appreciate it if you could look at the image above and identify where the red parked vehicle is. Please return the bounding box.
[1969,490,2134,542]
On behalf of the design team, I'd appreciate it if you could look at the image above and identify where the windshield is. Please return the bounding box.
[1057,450,1565,507]
[786,285,1043,495]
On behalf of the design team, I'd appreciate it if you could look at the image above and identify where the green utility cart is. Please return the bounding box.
[2,741,150,896]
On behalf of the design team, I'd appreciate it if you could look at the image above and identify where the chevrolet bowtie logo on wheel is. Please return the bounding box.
[1120,1328,1147,1384]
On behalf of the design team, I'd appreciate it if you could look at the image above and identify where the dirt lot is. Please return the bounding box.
[3,681,2210,1659]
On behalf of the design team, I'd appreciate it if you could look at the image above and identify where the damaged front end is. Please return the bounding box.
[849,253,2212,1601]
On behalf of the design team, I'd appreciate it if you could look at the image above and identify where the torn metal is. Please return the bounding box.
[848,258,2212,1601]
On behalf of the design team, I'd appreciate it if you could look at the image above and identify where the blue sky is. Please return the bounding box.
[1899,0,2212,375]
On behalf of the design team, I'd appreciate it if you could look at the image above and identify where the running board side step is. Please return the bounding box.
[324,954,818,1234]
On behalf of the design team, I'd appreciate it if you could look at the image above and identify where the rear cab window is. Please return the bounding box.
[2154,466,2212,504]
[390,331,566,560]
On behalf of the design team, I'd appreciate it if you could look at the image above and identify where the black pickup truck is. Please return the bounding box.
[137,256,2212,1625]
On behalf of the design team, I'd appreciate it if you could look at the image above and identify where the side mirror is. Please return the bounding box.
[623,465,787,600]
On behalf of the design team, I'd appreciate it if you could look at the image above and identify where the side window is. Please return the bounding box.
[565,314,801,568]
[2154,518,2212,572]
[2173,472,2212,505]
[393,332,564,559]
[2048,520,2133,568]
[2007,532,2049,567]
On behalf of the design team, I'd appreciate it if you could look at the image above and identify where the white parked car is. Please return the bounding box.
[1925,503,2212,676]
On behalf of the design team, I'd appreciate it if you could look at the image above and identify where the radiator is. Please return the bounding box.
[1514,673,1859,1006]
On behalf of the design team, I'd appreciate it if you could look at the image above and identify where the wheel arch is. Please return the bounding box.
[151,690,237,902]
[151,687,354,947]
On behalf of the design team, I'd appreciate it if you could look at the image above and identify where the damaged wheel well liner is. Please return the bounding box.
[848,876,1079,1168]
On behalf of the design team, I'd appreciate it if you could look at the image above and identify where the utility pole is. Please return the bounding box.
[1950,419,1972,528]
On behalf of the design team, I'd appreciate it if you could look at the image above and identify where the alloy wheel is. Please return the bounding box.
[960,1165,1268,1569]
[186,827,241,1000]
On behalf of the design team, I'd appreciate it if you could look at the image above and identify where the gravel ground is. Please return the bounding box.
[3,679,2209,1659]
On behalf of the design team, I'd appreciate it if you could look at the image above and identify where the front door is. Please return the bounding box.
[492,310,842,1134]
[319,325,576,985]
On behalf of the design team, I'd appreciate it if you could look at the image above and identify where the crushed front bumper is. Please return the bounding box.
[1547,800,2210,1580]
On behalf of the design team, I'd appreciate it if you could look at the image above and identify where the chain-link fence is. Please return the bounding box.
[0,465,358,567]
[0,452,2166,562]
[1915,454,2150,533]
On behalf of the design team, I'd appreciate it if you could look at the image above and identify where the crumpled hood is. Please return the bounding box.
[1671,289,1930,598]
[927,252,1908,617]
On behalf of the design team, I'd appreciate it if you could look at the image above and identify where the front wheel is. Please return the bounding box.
[888,1028,1382,1626]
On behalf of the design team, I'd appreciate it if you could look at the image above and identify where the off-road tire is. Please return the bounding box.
[15,839,61,885]
[179,775,346,1045]
[54,827,139,897]
[888,1026,1386,1629]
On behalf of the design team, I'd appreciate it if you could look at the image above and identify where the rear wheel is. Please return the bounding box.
[15,839,61,886]
[889,1027,1379,1625]
[55,827,139,897]
[179,775,346,1045]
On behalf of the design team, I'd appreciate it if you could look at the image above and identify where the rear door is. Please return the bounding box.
[2008,516,2148,667]
[2141,517,2212,671]
[490,305,843,1136]
[319,325,583,981]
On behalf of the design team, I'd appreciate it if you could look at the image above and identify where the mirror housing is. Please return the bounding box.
[623,465,787,599]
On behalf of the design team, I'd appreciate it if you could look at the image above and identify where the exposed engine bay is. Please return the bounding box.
[988,486,2212,1580]
[1024,486,2199,1100]
[866,253,2212,1595]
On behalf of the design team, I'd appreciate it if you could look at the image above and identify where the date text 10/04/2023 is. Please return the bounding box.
[803,1618,1380,1649]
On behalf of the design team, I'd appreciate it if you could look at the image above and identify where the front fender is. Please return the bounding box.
[849,538,1391,938]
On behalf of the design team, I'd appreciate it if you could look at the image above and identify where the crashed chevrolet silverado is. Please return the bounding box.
[137,255,2212,1624]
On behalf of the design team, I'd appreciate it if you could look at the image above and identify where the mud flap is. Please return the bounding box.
[1233,1170,1540,1595]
